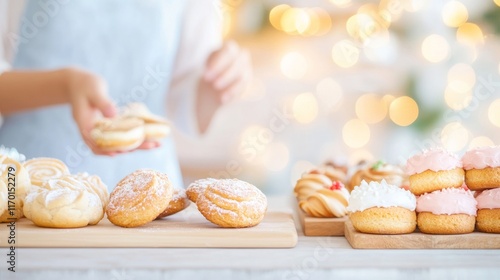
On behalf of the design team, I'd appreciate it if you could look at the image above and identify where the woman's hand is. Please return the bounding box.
[66,68,159,156]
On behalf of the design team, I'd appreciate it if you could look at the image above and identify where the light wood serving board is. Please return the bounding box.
[0,206,297,248]
[296,200,346,236]
[344,220,500,249]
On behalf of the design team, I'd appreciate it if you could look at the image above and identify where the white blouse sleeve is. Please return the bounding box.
[166,0,223,136]
[0,0,25,74]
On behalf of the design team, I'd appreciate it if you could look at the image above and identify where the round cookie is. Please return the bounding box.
[186,178,218,203]
[122,102,171,141]
[23,157,70,187]
[196,179,267,228]
[106,169,173,228]
[91,117,145,152]
[0,156,32,222]
[22,177,103,228]
[156,188,190,219]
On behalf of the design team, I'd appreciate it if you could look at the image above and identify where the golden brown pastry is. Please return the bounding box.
[0,180,7,216]
[90,117,145,152]
[106,169,173,228]
[122,103,171,141]
[23,157,70,187]
[0,156,32,222]
[22,176,104,228]
[196,178,267,228]
[294,171,332,201]
[299,181,350,218]
[156,188,190,219]
[186,178,218,203]
[348,161,406,192]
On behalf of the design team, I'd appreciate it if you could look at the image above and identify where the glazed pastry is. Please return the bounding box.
[406,149,464,195]
[122,103,171,141]
[475,188,500,233]
[347,180,417,234]
[196,178,267,228]
[294,171,332,201]
[22,177,104,228]
[462,146,500,191]
[71,173,109,209]
[106,169,173,228]
[416,188,476,234]
[186,178,218,203]
[299,181,350,218]
[23,157,70,187]
[156,188,190,219]
[348,160,406,192]
[0,180,7,216]
[90,117,145,152]
[0,156,32,222]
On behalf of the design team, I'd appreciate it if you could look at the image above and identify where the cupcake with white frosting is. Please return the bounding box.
[347,180,417,234]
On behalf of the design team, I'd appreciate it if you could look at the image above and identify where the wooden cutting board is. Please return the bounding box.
[0,205,297,248]
[344,220,500,249]
[296,200,346,236]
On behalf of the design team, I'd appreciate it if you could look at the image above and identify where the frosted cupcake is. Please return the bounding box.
[406,149,464,195]
[475,188,500,233]
[347,180,417,234]
[416,188,476,234]
[348,160,407,192]
[462,146,500,191]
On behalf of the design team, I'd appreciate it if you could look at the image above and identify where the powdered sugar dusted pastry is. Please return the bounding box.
[348,161,407,192]
[186,178,218,203]
[406,149,464,195]
[0,180,7,216]
[347,180,417,234]
[475,188,500,233]
[106,169,173,228]
[196,178,267,228]
[156,188,190,219]
[294,171,333,201]
[416,188,476,234]
[23,157,70,187]
[122,103,171,141]
[71,173,109,209]
[91,117,145,152]
[299,181,349,218]
[462,146,500,190]
[22,177,103,228]
[0,156,32,222]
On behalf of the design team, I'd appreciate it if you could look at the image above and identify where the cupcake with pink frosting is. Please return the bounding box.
[462,146,500,191]
[406,149,464,196]
[475,188,500,233]
[416,188,477,234]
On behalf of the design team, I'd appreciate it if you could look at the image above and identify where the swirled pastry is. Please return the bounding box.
[196,179,267,228]
[299,181,350,218]
[348,161,406,192]
[23,157,70,187]
[71,173,109,209]
[156,188,190,219]
[0,156,32,221]
[186,178,218,203]
[22,177,104,228]
[106,169,173,228]
[294,171,333,201]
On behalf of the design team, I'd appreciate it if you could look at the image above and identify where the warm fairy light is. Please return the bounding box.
[456,23,484,46]
[488,99,500,127]
[269,4,290,31]
[280,8,311,34]
[379,0,404,22]
[290,160,315,186]
[444,83,472,111]
[329,0,352,8]
[342,119,371,148]
[441,1,468,27]
[403,0,426,12]
[382,94,396,104]
[447,63,476,91]
[496,0,500,7]
[295,9,311,34]
[348,149,374,166]
[280,52,308,79]
[310,8,332,36]
[262,142,290,172]
[315,77,343,111]
[292,92,319,124]
[331,40,360,68]
[421,34,449,63]
[468,136,494,149]
[441,122,469,152]
[355,93,388,124]
[346,10,389,44]
[389,96,419,126]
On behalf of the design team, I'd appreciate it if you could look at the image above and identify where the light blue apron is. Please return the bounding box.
[0,0,186,189]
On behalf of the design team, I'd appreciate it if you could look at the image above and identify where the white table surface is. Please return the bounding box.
[1,195,499,280]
